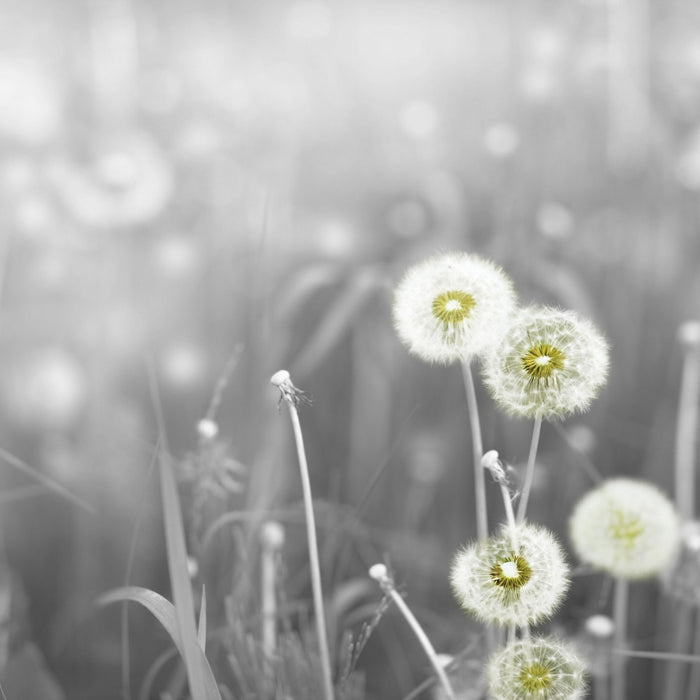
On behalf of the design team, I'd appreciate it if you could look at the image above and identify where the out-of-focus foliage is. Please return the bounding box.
[0,0,699,698]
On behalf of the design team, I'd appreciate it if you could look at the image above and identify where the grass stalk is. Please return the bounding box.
[516,416,543,523]
[369,564,455,700]
[612,578,628,700]
[271,371,334,700]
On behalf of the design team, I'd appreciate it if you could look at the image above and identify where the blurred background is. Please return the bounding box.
[0,0,699,697]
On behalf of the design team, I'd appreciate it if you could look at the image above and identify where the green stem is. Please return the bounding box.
[516,416,542,523]
[287,403,335,700]
[460,361,487,541]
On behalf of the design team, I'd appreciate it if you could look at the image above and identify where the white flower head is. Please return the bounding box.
[450,523,570,627]
[486,637,587,700]
[569,478,680,580]
[392,252,517,364]
[483,306,610,419]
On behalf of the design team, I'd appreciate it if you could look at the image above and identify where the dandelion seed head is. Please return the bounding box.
[392,252,517,364]
[486,637,587,700]
[450,523,569,626]
[570,478,680,579]
[483,306,610,419]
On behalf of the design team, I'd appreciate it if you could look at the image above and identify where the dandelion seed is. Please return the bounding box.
[392,252,517,364]
[483,306,609,419]
[486,637,587,700]
[450,523,569,627]
[569,478,680,580]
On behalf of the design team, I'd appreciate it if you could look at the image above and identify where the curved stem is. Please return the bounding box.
[516,416,542,523]
[387,588,455,700]
[287,404,335,700]
[460,361,487,541]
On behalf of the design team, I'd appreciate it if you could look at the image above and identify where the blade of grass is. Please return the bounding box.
[198,586,207,652]
[0,446,94,513]
[147,360,221,700]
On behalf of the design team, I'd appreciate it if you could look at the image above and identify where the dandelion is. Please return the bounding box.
[486,637,587,700]
[450,523,569,627]
[392,252,517,365]
[483,306,609,420]
[569,478,680,579]
[271,370,334,700]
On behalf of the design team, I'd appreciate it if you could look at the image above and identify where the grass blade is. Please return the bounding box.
[147,362,221,700]
[198,586,207,652]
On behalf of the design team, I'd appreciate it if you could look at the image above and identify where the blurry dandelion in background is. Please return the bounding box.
[0,1,698,698]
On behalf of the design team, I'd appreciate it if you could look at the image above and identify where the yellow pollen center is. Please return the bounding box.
[489,554,532,590]
[518,662,553,692]
[521,342,566,381]
[608,509,644,550]
[431,290,476,327]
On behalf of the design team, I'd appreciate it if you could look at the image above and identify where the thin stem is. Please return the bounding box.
[675,340,700,521]
[612,578,628,700]
[260,522,284,659]
[286,403,335,700]
[516,416,543,523]
[686,611,700,700]
[460,361,487,541]
[386,587,455,700]
[664,602,692,699]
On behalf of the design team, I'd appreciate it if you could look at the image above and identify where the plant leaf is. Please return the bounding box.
[99,586,222,699]
[198,586,207,652]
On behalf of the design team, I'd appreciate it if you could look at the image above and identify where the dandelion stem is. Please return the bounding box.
[370,565,455,700]
[273,371,334,700]
[260,522,285,659]
[516,416,542,523]
[675,324,700,522]
[664,601,693,700]
[612,578,628,700]
[686,611,700,700]
[460,361,487,540]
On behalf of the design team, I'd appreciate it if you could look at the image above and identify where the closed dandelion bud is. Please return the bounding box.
[450,523,570,627]
[569,478,680,580]
[486,637,587,700]
[392,252,517,364]
[483,306,609,419]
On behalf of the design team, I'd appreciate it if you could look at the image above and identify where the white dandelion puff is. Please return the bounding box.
[450,523,570,627]
[569,478,681,580]
[486,637,587,700]
[392,252,517,364]
[483,306,610,419]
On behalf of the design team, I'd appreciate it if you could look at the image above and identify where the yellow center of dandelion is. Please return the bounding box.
[490,554,532,590]
[431,290,476,326]
[518,662,553,692]
[608,509,644,550]
[521,342,566,381]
